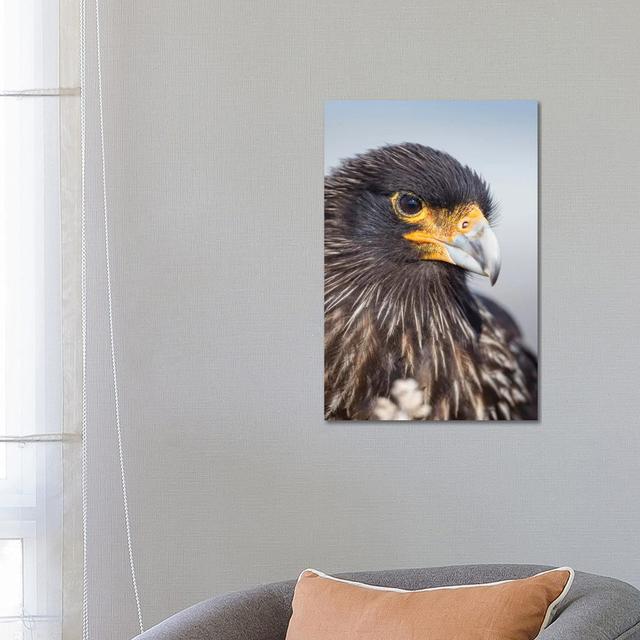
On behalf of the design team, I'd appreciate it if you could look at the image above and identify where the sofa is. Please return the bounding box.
[134,564,640,639]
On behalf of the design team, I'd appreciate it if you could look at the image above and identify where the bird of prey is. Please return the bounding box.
[324,143,537,421]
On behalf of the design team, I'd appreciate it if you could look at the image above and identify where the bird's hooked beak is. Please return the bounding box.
[446,219,501,285]
[403,203,501,285]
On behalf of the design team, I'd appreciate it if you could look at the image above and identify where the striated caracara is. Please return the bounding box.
[324,143,537,420]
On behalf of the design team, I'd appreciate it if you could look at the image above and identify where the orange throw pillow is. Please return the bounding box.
[285,567,574,640]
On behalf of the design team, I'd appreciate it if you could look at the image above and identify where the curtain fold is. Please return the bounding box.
[59,0,83,637]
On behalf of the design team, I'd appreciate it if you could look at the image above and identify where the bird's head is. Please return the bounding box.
[326,143,501,285]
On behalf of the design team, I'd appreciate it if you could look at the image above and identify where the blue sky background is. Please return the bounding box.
[325,100,538,350]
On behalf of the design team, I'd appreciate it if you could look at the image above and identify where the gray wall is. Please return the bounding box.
[84,2,640,638]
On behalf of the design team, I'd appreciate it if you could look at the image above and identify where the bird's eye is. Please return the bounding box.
[391,192,425,220]
[398,194,422,216]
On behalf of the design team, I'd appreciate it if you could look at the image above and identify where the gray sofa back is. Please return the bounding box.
[135,564,640,640]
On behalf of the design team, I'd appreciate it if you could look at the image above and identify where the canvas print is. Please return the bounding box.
[325,101,538,421]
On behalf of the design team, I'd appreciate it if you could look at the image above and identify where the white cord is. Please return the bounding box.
[94,0,145,633]
[79,0,89,637]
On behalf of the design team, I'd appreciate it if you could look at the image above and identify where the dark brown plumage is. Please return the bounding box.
[324,143,537,421]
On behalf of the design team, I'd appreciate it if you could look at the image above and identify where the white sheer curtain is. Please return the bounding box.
[0,1,81,639]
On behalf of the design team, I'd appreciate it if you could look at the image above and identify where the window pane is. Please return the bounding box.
[0,92,62,439]
[0,444,6,481]
[0,539,23,617]
[1,1,67,639]
[0,620,59,640]
[0,1,59,92]
[0,443,62,640]
[0,88,63,640]
[0,621,23,640]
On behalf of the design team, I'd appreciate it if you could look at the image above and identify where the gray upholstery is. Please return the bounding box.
[134,565,640,640]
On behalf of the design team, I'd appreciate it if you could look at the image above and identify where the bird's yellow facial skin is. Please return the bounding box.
[390,193,488,264]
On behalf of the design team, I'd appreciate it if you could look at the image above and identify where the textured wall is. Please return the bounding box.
[84,2,640,638]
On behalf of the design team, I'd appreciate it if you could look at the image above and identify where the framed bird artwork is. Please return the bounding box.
[324,101,538,421]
